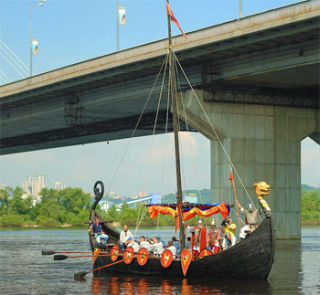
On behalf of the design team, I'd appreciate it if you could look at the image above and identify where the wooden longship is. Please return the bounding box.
[88,182,275,280]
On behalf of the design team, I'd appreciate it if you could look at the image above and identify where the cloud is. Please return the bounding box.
[143,132,197,165]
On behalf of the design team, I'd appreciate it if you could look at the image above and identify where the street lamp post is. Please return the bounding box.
[30,0,47,77]
[116,0,119,51]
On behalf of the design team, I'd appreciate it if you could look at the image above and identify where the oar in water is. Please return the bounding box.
[74,259,124,280]
[54,254,111,260]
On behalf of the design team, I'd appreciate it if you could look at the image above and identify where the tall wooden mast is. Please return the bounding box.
[166,0,186,249]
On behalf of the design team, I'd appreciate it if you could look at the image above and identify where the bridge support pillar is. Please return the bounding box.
[180,90,319,239]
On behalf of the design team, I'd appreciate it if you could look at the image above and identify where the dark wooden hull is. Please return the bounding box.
[92,217,274,280]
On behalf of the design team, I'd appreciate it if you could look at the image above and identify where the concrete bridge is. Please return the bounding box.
[1,1,319,238]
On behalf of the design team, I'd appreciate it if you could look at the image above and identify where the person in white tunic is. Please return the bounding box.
[139,236,151,251]
[167,241,177,258]
[149,237,164,255]
[127,238,139,253]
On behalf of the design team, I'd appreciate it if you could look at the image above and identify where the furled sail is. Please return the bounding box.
[147,202,230,221]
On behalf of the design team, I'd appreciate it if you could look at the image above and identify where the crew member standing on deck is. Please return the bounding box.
[207,217,221,253]
[192,219,203,260]
[236,200,260,239]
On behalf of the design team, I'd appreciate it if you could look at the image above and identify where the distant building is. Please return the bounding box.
[117,193,161,209]
[33,175,46,202]
[22,175,46,202]
[54,181,66,190]
[100,200,110,211]
[138,190,147,197]
[148,193,162,204]
[22,175,33,195]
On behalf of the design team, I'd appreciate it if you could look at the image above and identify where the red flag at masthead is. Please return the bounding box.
[166,2,188,39]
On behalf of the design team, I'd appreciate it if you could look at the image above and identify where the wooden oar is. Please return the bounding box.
[54,254,111,260]
[42,250,109,255]
[74,259,124,280]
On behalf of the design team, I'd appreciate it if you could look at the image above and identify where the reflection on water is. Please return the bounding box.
[0,227,319,294]
[90,275,272,295]
[269,240,302,294]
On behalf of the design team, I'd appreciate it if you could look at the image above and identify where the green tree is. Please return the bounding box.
[119,202,138,225]
[0,188,11,214]
[9,187,33,215]
[301,190,320,225]
[106,205,118,220]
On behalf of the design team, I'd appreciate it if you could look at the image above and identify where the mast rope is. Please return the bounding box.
[153,55,169,135]
[133,204,148,239]
[133,54,169,234]
[105,54,169,202]
[171,50,257,209]
[175,62,208,227]
[158,64,172,231]
[134,203,143,236]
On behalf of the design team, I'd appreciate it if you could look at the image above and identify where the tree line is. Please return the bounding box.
[0,187,91,227]
[0,186,175,227]
[0,186,319,227]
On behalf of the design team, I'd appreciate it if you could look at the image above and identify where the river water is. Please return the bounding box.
[0,227,319,295]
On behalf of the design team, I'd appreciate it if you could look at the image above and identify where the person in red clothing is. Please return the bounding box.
[192,219,203,260]
[206,217,221,253]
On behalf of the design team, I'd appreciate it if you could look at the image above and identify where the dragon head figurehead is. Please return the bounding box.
[254,181,272,217]
[254,181,271,198]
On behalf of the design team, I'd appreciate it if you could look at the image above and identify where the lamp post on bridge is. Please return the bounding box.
[116,0,126,51]
[30,0,47,77]
[116,0,119,51]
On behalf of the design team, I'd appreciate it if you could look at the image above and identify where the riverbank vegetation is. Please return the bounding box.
[0,186,319,228]
[301,190,320,225]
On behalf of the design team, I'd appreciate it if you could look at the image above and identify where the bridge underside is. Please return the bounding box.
[0,4,319,155]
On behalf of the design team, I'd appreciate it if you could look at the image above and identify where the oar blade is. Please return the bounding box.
[74,271,88,280]
[54,255,68,261]
[42,250,56,255]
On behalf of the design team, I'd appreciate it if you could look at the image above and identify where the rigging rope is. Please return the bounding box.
[158,66,172,231]
[105,54,169,201]
[175,61,209,227]
[152,55,169,135]
[133,204,148,239]
[134,203,143,236]
[171,50,257,209]
[133,54,169,234]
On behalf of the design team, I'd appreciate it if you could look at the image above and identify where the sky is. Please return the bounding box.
[0,0,319,195]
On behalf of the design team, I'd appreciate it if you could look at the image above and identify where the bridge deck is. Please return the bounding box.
[0,1,319,155]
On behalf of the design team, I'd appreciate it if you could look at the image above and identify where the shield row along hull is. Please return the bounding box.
[91,217,274,280]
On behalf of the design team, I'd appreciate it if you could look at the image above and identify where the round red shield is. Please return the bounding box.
[111,245,120,262]
[137,247,149,266]
[123,246,134,264]
[161,249,173,268]
[199,249,213,259]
